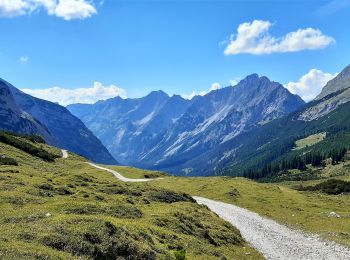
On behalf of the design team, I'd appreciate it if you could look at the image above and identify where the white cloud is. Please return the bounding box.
[54,0,96,20]
[182,82,221,100]
[229,77,241,86]
[20,56,29,63]
[0,0,29,17]
[224,20,335,55]
[285,69,338,101]
[0,0,97,20]
[21,82,126,106]
[209,82,221,92]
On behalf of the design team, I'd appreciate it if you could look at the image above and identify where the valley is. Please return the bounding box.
[1,2,349,259]
[1,131,349,259]
[2,64,350,259]
[0,132,262,259]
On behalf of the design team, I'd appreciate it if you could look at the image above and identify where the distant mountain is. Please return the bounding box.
[68,90,191,165]
[0,79,51,140]
[68,74,305,175]
[219,64,350,178]
[0,78,117,165]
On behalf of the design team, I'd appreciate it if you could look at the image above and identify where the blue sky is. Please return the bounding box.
[0,0,349,105]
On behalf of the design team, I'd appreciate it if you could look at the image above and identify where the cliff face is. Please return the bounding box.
[0,79,51,139]
[300,64,350,121]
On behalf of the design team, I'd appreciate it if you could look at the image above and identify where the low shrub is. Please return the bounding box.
[0,155,18,166]
[42,221,156,259]
[296,179,350,195]
[174,248,186,260]
[0,132,57,162]
[109,205,143,219]
[65,204,143,219]
[147,189,195,203]
[55,186,74,195]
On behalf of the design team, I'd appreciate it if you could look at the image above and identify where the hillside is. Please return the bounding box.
[0,78,117,165]
[0,80,52,141]
[68,74,304,175]
[0,131,260,259]
[208,64,350,179]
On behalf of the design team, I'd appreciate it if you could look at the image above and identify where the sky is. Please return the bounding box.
[0,0,350,106]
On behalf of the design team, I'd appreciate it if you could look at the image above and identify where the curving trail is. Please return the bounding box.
[88,162,163,183]
[86,160,350,259]
[194,196,350,260]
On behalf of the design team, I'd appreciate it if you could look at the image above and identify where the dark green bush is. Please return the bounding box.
[109,205,143,219]
[55,186,74,195]
[66,204,143,219]
[174,248,186,260]
[0,132,57,162]
[42,221,156,259]
[0,155,18,166]
[296,179,350,195]
[2,131,46,144]
[147,189,195,203]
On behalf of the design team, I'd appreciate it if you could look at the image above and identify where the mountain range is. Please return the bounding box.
[3,64,350,177]
[217,64,350,177]
[0,78,117,165]
[68,74,305,175]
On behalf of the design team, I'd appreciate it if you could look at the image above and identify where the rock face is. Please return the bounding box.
[316,65,350,100]
[68,90,191,166]
[68,74,305,175]
[300,64,350,121]
[0,78,117,165]
[0,79,51,139]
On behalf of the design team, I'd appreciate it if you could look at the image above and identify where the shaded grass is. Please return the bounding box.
[0,132,58,162]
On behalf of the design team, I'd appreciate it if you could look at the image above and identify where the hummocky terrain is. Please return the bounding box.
[68,74,305,175]
[2,65,350,259]
[0,78,117,165]
[0,131,262,259]
[1,131,349,259]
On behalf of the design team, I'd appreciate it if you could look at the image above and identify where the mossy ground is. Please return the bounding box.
[294,132,326,150]
[109,165,166,179]
[0,139,261,260]
[147,175,350,246]
[114,162,350,247]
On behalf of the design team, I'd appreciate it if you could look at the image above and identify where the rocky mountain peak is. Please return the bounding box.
[146,90,169,99]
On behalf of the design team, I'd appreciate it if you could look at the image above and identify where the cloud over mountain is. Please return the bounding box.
[21,82,126,106]
[224,20,335,55]
[285,69,338,101]
[182,82,222,100]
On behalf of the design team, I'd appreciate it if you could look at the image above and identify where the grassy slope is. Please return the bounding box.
[294,132,326,150]
[109,166,166,179]
[112,166,350,247]
[0,139,261,260]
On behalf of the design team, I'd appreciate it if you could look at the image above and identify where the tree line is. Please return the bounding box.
[243,147,348,180]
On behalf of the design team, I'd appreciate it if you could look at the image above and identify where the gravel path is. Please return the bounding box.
[88,162,163,183]
[61,149,68,159]
[86,161,350,259]
[194,196,350,260]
